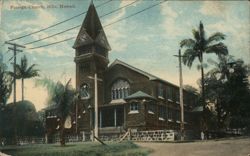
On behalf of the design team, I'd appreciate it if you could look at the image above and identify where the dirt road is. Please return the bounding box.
[136,137,250,156]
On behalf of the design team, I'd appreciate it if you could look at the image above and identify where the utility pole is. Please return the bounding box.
[174,49,184,141]
[87,74,102,141]
[5,42,25,105]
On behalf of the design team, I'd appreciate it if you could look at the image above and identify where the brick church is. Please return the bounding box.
[45,2,201,141]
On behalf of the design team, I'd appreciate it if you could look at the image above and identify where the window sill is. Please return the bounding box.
[47,116,57,119]
[148,111,155,114]
[81,97,90,100]
[158,96,165,100]
[176,101,180,104]
[176,120,181,123]
[128,110,139,114]
[159,117,165,121]
[168,119,173,122]
[167,99,173,102]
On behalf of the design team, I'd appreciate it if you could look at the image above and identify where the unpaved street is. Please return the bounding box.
[136,137,250,156]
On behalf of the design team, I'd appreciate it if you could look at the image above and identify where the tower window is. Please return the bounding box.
[80,83,90,99]
[111,79,130,100]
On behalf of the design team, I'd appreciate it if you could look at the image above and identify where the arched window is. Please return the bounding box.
[80,83,90,99]
[111,79,130,100]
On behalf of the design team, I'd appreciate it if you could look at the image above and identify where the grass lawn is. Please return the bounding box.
[0,141,150,156]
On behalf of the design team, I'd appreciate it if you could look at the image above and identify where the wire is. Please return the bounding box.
[28,0,167,50]
[7,0,113,42]
[100,0,139,18]
[24,0,140,46]
[103,0,167,28]
[24,25,81,45]
[28,37,75,50]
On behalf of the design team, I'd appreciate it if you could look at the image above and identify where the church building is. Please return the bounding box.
[46,1,200,141]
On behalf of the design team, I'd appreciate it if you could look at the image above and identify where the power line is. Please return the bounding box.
[24,25,80,45]
[7,0,113,42]
[29,37,75,50]
[28,0,167,50]
[99,0,139,18]
[24,0,140,46]
[103,0,166,28]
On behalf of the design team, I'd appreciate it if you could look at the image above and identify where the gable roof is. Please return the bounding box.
[125,91,155,100]
[108,59,179,88]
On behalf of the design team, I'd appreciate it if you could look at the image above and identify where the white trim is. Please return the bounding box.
[159,117,165,121]
[176,120,180,123]
[110,99,126,104]
[128,110,139,114]
[176,101,180,104]
[158,96,165,100]
[168,119,173,122]
[167,99,173,102]
[148,110,155,114]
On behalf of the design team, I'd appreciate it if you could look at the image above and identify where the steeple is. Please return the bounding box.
[73,1,111,50]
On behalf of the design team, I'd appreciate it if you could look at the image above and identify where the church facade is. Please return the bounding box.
[46,2,200,140]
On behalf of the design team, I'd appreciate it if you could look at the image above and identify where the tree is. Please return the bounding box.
[36,77,75,146]
[180,21,228,130]
[205,55,249,130]
[0,53,13,140]
[14,55,39,101]
[184,85,199,95]
[0,62,12,107]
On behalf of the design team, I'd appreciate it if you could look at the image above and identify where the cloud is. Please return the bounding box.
[160,2,183,38]
[199,1,228,18]
[104,0,142,53]
[20,8,56,28]
[204,4,250,62]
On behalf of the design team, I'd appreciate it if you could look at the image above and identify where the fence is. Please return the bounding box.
[130,130,176,142]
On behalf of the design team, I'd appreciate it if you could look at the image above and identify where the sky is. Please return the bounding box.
[0,0,249,111]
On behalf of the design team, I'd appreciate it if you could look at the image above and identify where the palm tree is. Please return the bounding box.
[36,78,75,146]
[14,55,39,101]
[180,21,228,111]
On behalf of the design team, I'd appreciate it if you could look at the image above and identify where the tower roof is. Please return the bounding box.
[73,1,111,50]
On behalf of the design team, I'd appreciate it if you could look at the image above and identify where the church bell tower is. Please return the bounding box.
[73,1,111,134]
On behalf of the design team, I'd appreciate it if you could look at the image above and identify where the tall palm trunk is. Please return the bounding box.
[200,52,208,133]
[21,78,24,101]
[60,119,66,146]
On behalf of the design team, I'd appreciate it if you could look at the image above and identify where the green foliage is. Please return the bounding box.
[0,54,12,106]
[10,55,39,101]
[35,78,75,118]
[180,21,229,131]
[2,141,149,156]
[35,77,75,145]
[1,100,44,139]
[205,55,250,130]
[180,21,228,68]
[14,55,39,79]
